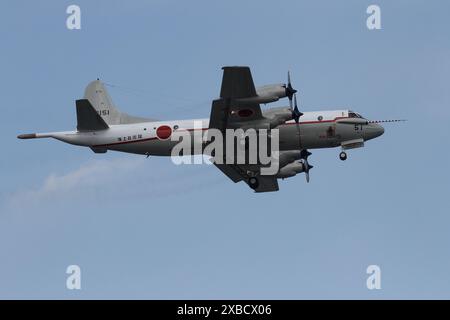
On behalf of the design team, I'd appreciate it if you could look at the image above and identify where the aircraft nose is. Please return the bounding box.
[364,123,384,140]
[374,123,384,137]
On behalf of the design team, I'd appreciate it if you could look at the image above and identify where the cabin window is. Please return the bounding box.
[317,115,323,121]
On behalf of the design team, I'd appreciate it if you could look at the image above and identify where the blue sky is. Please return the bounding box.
[0,0,449,299]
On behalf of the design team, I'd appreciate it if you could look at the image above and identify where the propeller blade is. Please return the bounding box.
[300,149,311,159]
[303,160,310,183]
[301,152,312,183]
[285,72,301,122]
[292,94,303,123]
[293,94,298,119]
[285,71,297,100]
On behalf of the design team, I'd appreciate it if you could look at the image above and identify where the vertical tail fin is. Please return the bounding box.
[84,79,122,125]
[83,79,155,125]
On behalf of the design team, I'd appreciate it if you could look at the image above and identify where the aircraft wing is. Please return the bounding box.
[209,66,265,132]
[208,66,279,192]
[214,163,279,193]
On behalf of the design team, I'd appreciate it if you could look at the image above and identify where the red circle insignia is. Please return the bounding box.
[156,125,172,140]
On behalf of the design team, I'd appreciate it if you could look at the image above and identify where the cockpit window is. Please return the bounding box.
[348,111,364,119]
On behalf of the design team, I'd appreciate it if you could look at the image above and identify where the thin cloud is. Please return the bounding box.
[5,157,146,208]
[2,155,223,210]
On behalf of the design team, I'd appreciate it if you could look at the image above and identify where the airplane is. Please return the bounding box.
[18,66,391,193]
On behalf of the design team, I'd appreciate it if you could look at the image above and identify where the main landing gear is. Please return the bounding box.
[339,151,347,161]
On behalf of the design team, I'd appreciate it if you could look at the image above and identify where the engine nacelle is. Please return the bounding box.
[256,84,288,100]
[234,84,290,106]
[278,150,301,168]
[262,107,293,128]
[275,160,305,179]
[234,84,287,105]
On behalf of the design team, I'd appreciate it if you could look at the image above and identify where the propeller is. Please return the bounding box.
[284,71,311,182]
[284,71,297,109]
[283,72,302,123]
[300,149,313,183]
[304,160,313,183]
[292,93,303,123]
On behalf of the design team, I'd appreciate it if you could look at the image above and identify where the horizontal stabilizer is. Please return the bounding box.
[76,99,109,131]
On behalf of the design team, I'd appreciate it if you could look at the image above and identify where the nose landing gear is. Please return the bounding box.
[248,177,259,190]
[339,151,347,161]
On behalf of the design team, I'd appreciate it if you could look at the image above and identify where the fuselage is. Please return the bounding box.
[43,109,384,156]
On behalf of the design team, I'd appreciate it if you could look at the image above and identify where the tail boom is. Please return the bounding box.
[17,133,52,139]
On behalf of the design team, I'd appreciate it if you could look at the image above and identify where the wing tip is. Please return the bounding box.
[222,66,250,70]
